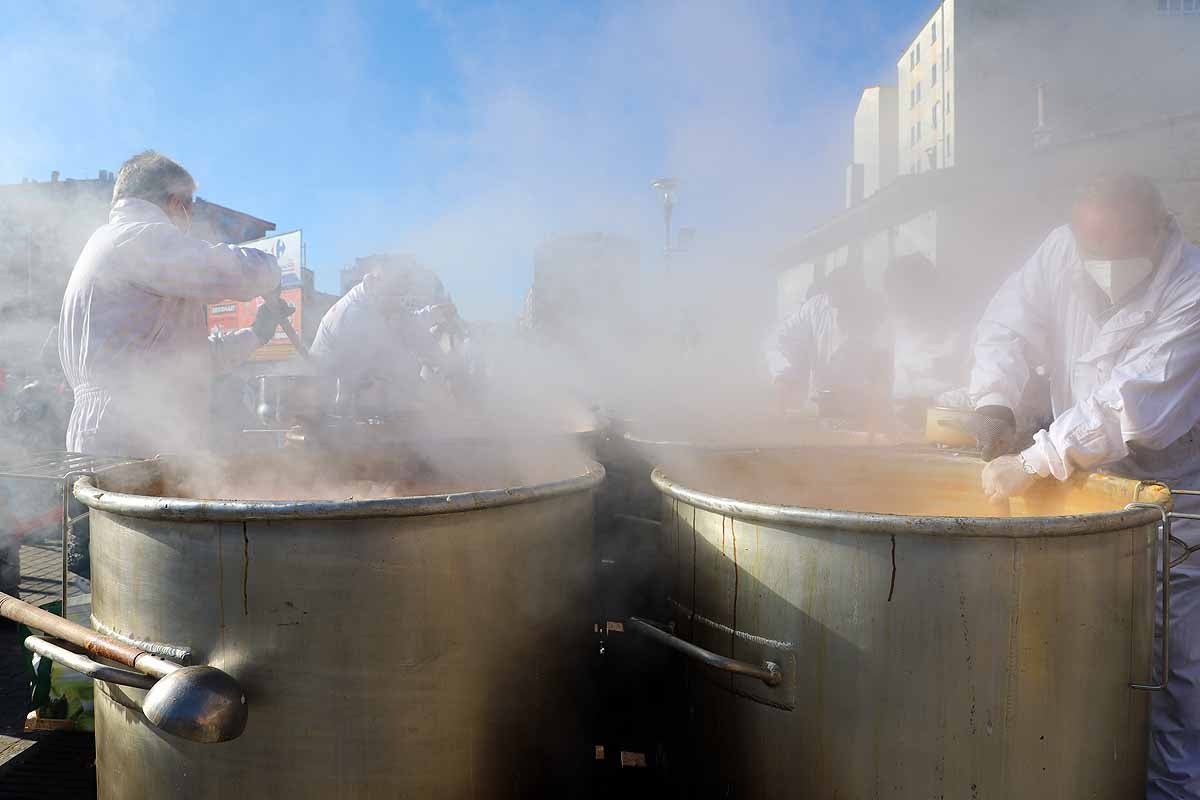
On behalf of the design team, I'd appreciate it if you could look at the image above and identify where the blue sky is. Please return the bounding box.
[0,0,933,319]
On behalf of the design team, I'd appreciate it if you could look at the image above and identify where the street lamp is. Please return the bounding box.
[650,177,678,270]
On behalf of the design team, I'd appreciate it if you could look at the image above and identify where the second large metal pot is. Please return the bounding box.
[641,446,1167,799]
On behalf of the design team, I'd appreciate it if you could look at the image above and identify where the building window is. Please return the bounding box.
[1159,0,1200,11]
[910,87,916,108]
[946,133,952,162]
[932,63,938,86]
[915,82,922,103]
[931,22,937,43]
[910,42,921,68]
[910,125,916,147]
[945,94,951,115]
[932,102,940,128]
[917,120,922,141]
[946,46,951,70]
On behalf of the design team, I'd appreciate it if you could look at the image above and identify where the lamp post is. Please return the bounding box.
[650,178,678,272]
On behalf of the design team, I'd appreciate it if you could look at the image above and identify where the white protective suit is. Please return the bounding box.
[766,293,843,396]
[967,222,1200,799]
[767,291,899,408]
[310,271,461,411]
[59,198,280,458]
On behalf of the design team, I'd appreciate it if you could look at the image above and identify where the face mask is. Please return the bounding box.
[1082,257,1155,304]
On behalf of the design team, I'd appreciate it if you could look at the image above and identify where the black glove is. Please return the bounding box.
[964,405,1020,462]
[252,297,295,345]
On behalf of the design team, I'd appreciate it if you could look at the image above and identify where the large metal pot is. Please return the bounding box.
[74,453,604,799]
[638,446,1169,799]
[590,417,895,778]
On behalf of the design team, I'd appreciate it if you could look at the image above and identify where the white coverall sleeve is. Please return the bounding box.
[967,240,1055,411]
[115,221,281,302]
[1022,301,1200,480]
[767,310,812,382]
[309,301,352,373]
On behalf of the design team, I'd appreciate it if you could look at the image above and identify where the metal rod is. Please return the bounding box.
[0,591,178,679]
[59,473,73,619]
[1128,502,1170,691]
[627,616,782,687]
[25,636,157,690]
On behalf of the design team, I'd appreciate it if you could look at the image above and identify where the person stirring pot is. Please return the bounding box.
[59,150,289,458]
[962,173,1200,799]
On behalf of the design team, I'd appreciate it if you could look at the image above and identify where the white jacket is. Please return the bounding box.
[766,294,843,389]
[968,222,1200,484]
[59,198,280,457]
[310,273,464,409]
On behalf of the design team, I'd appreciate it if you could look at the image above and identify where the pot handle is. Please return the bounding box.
[627,616,782,687]
[1126,488,1200,692]
[1128,502,1172,691]
[24,635,157,690]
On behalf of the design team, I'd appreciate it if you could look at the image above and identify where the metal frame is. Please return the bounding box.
[0,451,146,617]
[1163,489,1200,567]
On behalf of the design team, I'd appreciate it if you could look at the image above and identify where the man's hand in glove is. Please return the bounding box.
[981,453,1039,504]
[959,405,1020,461]
[252,296,295,345]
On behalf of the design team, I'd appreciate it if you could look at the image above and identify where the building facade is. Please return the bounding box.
[776,0,1200,330]
[849,86,900,206]
[897,0,955,176]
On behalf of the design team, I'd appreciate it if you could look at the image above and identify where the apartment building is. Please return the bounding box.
[778,0,1200,323]
[847,86,900,207]
[898,0,955,176]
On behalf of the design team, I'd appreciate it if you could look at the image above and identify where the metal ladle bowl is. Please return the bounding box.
[144,665,249,744]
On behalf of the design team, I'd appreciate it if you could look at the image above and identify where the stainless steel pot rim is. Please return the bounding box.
[651,467,1167,538]
[73,462,605,522]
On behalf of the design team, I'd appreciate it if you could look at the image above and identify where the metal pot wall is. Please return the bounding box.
[74,454,603,799]
[640,447,1167,800]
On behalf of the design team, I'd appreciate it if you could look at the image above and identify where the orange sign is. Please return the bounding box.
[207,287,303,362]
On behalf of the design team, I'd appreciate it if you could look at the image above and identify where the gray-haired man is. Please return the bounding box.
[59,150,287,457]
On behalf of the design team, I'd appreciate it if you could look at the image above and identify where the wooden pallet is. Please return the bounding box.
[0,734,37,778]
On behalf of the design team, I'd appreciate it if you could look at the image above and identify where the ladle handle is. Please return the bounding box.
[0,592,176,679]
[627,616,782,687]
[269,289,310,360]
